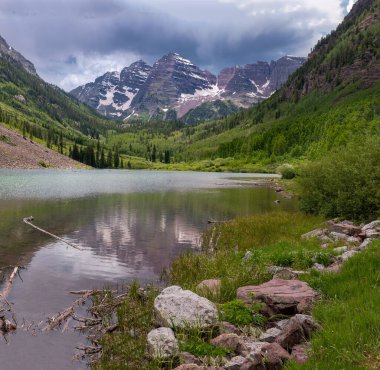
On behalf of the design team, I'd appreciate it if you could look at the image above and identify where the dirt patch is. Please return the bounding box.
[0,125,86,169]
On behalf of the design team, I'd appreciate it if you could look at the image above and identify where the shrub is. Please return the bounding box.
[278,164,296,179]
[219,299,266,327]
[298,138,380,221]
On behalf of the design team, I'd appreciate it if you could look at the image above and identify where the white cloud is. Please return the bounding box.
[41,51,141,91]
[347,0,357,12]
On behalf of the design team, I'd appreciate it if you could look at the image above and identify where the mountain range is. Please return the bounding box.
[70,53,305,122]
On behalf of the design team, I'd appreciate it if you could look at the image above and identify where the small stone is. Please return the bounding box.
[259,327,282,343]
[320,243,330,249]
[347,236,362,244]
[220,321,242,335]
[14,94,26,104]
[301,229,326,240]
[274,319,290,330]
[337,250,358,262]
[179,352,202,366]
[357,238,373,251]
[196,279,221,296]
[173,365,204,370]
[267,266,298,280]
[238,339,267,357]
[329,232,349,241]
[333,246,348,254]
[291,344,309,365]
[243,251,253,262]
[365,229,380,239]
[224,356,246,370]
[312,263,325,271]
[210,333,241,351]
[147,327,179,359]
[262,342,291,368]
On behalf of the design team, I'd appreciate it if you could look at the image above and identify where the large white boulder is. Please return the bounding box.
[147,327,179,359]
[154,286,218,329]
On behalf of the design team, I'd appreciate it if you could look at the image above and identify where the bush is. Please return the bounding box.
[298,138,380,221]
[219,299,266,327]
[278,164,296,179]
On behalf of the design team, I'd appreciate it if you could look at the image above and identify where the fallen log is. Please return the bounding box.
[0,266,19,300]
[23,217,82,251]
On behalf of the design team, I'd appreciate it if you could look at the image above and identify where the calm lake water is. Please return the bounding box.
[0,169,294,370]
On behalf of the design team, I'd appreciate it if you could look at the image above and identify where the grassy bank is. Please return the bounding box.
[94,212,379,369]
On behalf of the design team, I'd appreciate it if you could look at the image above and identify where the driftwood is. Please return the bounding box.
[207,219,228,224]
[0,266,19,300]
[44,291,94,331]
[23,217,82,251]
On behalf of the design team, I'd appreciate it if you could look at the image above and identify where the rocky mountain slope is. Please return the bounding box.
[70,53,305,122]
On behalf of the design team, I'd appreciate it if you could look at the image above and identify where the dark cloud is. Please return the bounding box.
[0,0,352,90]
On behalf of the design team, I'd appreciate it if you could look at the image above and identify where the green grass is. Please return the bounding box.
[286,239,380,369]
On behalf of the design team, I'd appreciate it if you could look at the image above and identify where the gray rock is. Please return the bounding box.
[196,279,221,297]
[147,327,179,359]
[238,339,267,357]
[362,220,380,231]
[357,238,374,251]
[154,286,218,329]
[274,319,290,330]
[259,327,282,343]
[14,94,26,104]
[312,263,325,272]
[337,250,358,262]
[224,356,246,370]
[365,229,380,239]
[301,229,326,239]
[333,246,348,254]
[329,231,349,241]
[267,266,298,280]
[179,352,202,366]
[347,236,362,244]
[242,251,253,262]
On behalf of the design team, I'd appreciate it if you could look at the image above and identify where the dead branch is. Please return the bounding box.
[44,291,93,331]
[23,217,82,251]
[0,266,19,300]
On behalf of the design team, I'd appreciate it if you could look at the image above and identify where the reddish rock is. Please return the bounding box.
[291,344,309,364]
[196,279,221,296]
[173,365,204,370]
[237,279,319,316]
[220,321,242,335]
[210,333,241,351]
[262,342,291,369]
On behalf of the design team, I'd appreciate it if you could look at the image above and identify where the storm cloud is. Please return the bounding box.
[0,0,356,91]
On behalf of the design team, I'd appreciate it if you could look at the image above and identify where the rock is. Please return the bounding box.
[261,342,291,369]
[267,266,298,280]
[196,279,221,297]
[347,236,362,245]
[301,229,326,240]
[312,263,325,271]
[324,262,342,273]
[362,220,380,231]
[14,94,26,104]
[329,222,362,236]
[337,250,358,262]
[291,344,309,365]
[147,327,179,359]
[320,235,334,243]
[276,314,319,350]
[237,279,319,316]
[259,327,282,343]
[179,352,202,366]
[238,340,267,357]
[220,321,242,335]
[243,251,254,262]
[364,229,380,238]
[224,356,247,370]
[333,246,348,254]
[329,232,349,241]
[154,286,218,329]
[173,365,204,370]
[357,238,373,251]
[320,243,330,249]
[274,319,290,330]
[210,333,241,351]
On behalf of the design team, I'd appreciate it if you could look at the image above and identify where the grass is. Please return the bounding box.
[286,239,380,369]
[95,212,380,369]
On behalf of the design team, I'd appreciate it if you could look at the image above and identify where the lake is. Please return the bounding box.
[0,169,294,369]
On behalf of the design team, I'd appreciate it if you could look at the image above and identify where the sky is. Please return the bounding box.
[0,0,357,91]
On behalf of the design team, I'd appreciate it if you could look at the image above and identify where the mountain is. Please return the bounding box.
[0,34,122,168]
[70,53,305,122]
[0,35,37,76]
